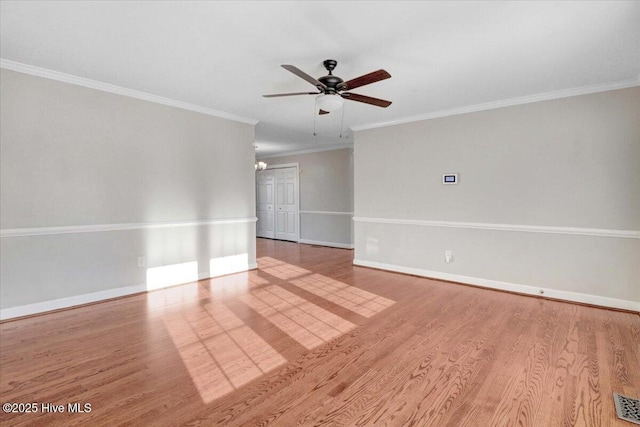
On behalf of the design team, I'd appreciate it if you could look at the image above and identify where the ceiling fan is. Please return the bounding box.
[263,59,392,115]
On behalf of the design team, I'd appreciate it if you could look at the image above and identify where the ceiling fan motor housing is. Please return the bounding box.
[318,75,345,93]
[318,59,347,93]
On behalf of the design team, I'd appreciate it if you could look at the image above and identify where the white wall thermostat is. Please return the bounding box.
[442,173,458,185]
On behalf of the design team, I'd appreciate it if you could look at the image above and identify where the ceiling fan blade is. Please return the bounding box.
[282,65,327,89]
[341,92,392,108]
[343,69,391,91]
[319,109,330,115]
[263,92,319,98]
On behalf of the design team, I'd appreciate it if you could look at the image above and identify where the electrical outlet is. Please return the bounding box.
[445,250,453,263]
[137,256,146,267]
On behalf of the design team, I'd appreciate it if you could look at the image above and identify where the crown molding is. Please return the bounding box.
[258,143,353,159]
[0,59,259,125]
[5,58,637,139]
[351,78,640,132]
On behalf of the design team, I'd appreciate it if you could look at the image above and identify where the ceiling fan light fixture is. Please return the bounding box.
[316,93,344,112]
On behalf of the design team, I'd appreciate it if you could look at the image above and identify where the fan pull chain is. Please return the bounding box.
[339,104,345,138]
[313,98,318,136]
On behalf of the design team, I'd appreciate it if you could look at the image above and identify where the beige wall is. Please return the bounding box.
[0,69,257,314]
[354,87,640,308]
[263,148,354,247]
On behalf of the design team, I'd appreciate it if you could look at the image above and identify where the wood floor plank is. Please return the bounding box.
[1,238,638,426]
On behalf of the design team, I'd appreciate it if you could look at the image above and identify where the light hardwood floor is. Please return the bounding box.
[1,238,638,426]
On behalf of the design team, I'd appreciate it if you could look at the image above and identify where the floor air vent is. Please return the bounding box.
[614,393,640,425]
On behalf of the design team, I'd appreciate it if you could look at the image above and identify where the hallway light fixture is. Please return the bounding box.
[254,143,267,172]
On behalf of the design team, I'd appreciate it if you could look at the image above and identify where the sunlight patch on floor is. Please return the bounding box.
[158,255,395,404]
[290,273,395,318]
[163,300,286,404]
[146,281,200,311]
[266,286,355,334]
[204,270,270,299]
[258,256,311,280]
[240,285,356,350]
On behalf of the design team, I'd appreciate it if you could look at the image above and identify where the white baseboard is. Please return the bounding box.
[0,263,259,321]
[299,239,354,249]
[0,283,146,321]
[353,259,639,312]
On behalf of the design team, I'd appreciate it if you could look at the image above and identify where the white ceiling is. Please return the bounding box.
[1,1,639,157]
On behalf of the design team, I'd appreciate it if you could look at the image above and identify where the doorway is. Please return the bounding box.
[256,164,299,242]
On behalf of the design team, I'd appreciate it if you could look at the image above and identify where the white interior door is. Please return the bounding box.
[274,167,298,242]
[256,170,275,238]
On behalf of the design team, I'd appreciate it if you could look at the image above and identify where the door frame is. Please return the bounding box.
[255,168,275,239]
[265,162,300,243]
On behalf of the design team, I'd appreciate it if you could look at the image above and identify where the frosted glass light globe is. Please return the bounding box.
[316,94,344,112]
